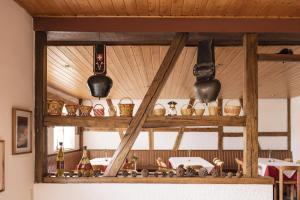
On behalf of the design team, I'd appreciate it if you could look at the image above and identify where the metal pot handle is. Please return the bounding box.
[93,104,104,109]
[193,102,206,109]
[154,103,165,109]
[119,97,134,105]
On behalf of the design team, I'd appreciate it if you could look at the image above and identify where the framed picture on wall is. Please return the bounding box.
[0,140,4,192]
[12,108,32,155]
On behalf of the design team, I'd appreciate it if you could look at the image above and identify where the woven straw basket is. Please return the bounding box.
[181,104,194,116]
[118,97,134,117]
[224,100,241,116]
[65,104,78,116]
[47,99,64,116]
[152,104,166,117]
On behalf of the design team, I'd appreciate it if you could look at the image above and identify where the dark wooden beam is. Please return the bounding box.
[103,33,189,177]
[84,127,219,132]
[34,17,300,33]
[173,128,184,151]
[44,116,246,128]
[223,132,288,137]
[243,34,259,177]
[218,99,223,150]
[287,99,291,151]
[35,31,48,183]
[258,54,300,62]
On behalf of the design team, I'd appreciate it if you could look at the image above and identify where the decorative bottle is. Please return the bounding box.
[77,146,94,177]
[56,142,65,177]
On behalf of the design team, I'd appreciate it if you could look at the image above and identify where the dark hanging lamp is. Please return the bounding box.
[87,44,113,99]
[193,40,221,104]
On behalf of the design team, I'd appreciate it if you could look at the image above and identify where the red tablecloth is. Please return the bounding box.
[263,165,297,181]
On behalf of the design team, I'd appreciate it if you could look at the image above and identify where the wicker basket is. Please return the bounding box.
[118,97,134,117]
[152,104,166,117]
[224,100,241,116]
[65,104,78,116]
[47,99,64,116]
[93,104,105,117]
[208,103,219,116]
[79,105,93,116]
[193,102,205,116]
[181,104,194,116]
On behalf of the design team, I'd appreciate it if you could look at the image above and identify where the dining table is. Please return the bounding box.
[169,157,214,173]
[258,158,300,181]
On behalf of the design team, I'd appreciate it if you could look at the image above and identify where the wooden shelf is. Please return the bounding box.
[44,115,246,128]
[43,176,273,184]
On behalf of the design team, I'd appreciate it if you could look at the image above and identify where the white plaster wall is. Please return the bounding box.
[291,96,300,161]
[33,183,273,200]
[0,0,34,199]
[84,99,289,151]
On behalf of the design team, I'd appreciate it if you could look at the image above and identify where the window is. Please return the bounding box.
[53,126,76,151]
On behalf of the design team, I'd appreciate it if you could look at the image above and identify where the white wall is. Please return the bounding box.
[83,99,289,151]
[34,183,272,200]
[0,0,34,199]
[291,96,300,161]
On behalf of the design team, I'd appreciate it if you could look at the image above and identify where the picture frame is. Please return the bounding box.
[0,140,4,192]
[12,108,32,155]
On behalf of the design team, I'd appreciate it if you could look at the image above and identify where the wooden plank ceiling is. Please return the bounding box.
[15,0,300,18]
[47,45,300,99]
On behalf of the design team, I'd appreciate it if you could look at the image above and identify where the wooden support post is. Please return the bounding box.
[243,34,259,177]
[35,31,48,182]
[104,33,189,176]
[173,128,184,151]
[218,99,223,150]
[149,129,154,150]
[78,99,84,150]
[287,98,291,151]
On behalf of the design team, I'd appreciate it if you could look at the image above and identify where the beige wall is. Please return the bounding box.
[0,0,34,199]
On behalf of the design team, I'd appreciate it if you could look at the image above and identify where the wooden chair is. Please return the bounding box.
[122,161,135,172]
[156,157,172,172]
[235,158,243,173]
[274,166,300,200]
[213,158,224,175]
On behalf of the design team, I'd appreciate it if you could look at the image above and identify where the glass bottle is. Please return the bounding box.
[56,142,65,177]
[77,146,94,177]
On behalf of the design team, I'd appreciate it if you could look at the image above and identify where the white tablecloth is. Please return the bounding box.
[169,157,214,173]
[258,158,300,179]
[90,157,112,166]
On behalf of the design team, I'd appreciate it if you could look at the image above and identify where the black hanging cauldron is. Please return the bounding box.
[193,40,221,103]
[87,44,113,99]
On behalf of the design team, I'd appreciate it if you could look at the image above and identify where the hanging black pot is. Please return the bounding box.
[87,44,113,99]
[193,40,221,103]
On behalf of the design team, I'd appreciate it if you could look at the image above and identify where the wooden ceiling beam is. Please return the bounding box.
[34,17,300,33]
[258,53,300,62]
[103,33,189,177]
[83,127,219,132]
[44,116,246,128]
